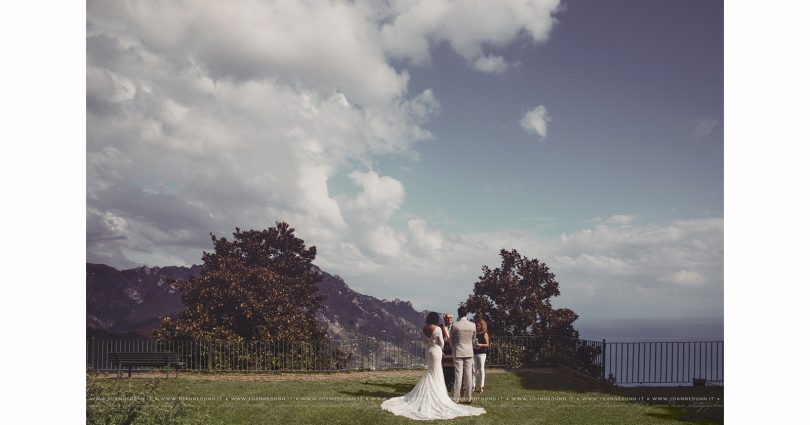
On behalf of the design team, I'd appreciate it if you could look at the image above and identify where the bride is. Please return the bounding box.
[381,312,486,420]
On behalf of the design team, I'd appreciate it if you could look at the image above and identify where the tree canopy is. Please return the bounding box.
[154,222,326,342]
[461,248,580,339]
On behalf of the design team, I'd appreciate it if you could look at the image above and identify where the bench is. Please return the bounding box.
[109,352,186,378]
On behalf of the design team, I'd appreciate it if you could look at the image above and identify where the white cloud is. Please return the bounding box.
[87,0,564,272]
[366,226,404,258]
[690,119,720,140]
[101,211,129,235]
[380,0,561,73]
[85,1,722,321]
[666,270,706,286]
[407,219,444,252]
[91,0,408,106]
[86,0,445,268]
[520,105,551,141]
[472,55,510,74]
[331,215,722,320]
[554,254,634,275]
[550,217,723,318]
[344,170,406,223]
[605,214,636,226]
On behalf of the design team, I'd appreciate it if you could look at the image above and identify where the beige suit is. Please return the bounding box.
[450,317,477,402]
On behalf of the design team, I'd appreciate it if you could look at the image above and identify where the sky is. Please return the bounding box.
[86,0,723,326]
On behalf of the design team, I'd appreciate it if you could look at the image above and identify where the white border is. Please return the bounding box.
[2,0,810,422]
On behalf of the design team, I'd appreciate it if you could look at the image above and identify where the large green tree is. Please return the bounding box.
[461,248,580,339]
[154,222,326,343]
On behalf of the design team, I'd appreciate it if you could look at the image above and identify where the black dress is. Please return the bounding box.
[473,333,488,355]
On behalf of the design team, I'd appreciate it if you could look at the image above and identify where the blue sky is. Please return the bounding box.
[86,0,723,325]
[363,0,723,235]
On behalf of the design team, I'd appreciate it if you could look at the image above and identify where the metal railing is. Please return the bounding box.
[543,335,605,379]
[86,336,723,385]
[86,337,427,372]
[602,340,723,385]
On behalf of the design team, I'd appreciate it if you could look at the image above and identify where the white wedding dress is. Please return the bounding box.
[381,326,486,420]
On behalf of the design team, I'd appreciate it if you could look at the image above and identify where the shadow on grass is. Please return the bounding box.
[644,406,720,425]
[338,389,402,398]
[645,406,689,421]
[613,384,723,424]
[512,367,613,393]
[338,381,414,398]
[512,368,723,424]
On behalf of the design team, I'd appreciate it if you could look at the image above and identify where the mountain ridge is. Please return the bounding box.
[86,263,429,341]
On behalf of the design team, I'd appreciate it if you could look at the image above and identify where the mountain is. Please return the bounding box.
[314,270,426,340]
[86,263,201,337]
[86,263,428,341]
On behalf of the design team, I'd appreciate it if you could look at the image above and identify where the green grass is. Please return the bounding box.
[87,368,723,424]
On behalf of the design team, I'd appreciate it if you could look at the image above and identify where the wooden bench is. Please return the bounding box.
[109,352,185,378]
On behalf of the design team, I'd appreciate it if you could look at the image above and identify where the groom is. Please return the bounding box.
[450,306,476,404]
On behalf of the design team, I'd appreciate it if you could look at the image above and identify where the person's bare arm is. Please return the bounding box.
[479,332,490,348]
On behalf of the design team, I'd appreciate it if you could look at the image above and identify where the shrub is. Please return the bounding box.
[86,371,201,425]
[490,340,528,368]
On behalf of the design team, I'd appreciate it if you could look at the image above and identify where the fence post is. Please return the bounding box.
[89,337,95,370]
[601,339,606,381]
[207,337,213,372]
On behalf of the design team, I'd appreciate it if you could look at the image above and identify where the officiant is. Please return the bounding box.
[440,312,455,392]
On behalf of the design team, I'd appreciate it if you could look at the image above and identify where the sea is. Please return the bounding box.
[575,316,723,386]
[576,316,723,342]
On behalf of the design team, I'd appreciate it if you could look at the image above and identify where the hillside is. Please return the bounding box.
[86,263,428,341]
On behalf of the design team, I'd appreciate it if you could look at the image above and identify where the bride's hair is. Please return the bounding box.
[425,311,441,326]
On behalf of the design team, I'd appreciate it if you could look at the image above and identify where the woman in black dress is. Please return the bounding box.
[472,318,490,393]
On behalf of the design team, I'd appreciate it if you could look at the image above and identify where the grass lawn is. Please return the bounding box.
[87,368,722,424]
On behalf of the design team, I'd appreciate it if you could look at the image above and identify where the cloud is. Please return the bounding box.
[329,215,722,320]
[520,105,551,141]
[342,170,405,225]
[472,55,510,75]
[605,214,636,225]
[85,1,722,321]
[86,0,564,272]
[87,0,455,267]
[90,0,408,106]
[666,270,706,286]
[365,226,404,258]
[407,219,444,252]
[690,119,720,141]
[380,0,561,73]
[551,217,723,317]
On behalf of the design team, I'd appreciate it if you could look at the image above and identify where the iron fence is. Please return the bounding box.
[86,337,427,372]
[542,335,605,379]
[602,340,723,385]
[86,336,723,385]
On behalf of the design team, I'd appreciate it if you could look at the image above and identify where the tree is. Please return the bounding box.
[154,222,326,343]
[461,249,604,371]
[461,248,580,339]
